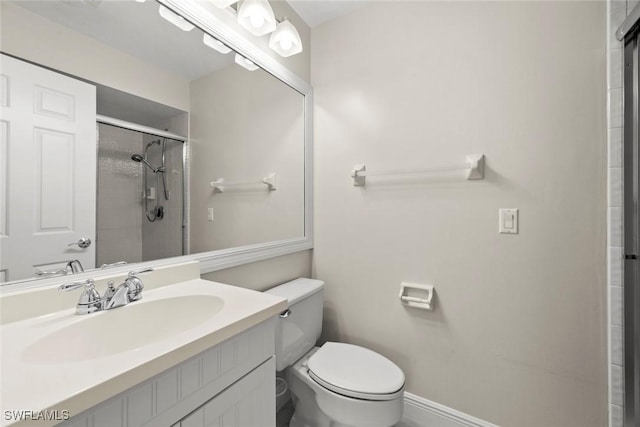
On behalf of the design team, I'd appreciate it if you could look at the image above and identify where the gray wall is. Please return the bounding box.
[311,1,607,426]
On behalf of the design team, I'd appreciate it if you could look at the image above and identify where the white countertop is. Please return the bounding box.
[0,278,287,427]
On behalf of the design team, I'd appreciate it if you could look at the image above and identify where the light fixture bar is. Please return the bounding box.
[207,0,238,8]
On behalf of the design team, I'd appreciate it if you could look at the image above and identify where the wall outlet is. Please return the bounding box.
[499,208,518,234]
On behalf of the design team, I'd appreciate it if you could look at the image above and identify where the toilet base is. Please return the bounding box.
[286,348,404,427]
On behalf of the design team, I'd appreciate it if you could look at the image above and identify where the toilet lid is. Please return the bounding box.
[307,342,405,401]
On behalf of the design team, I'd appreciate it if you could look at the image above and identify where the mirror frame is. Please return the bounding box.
[0,0,313,292]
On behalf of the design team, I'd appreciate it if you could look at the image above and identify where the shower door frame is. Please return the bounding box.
[623,26,640,427]
[96,115,189,260]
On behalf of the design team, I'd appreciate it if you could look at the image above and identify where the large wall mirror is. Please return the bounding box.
[0,0,312,287]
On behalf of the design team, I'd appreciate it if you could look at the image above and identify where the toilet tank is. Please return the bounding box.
[266,278,324,371]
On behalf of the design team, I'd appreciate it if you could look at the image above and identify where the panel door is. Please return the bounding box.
[179,357,275,427]
[0,54,96,282]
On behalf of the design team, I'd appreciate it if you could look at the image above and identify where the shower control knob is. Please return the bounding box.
[68,237,92,249]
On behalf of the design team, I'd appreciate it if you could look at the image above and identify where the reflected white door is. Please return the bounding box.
[0,55,96,282]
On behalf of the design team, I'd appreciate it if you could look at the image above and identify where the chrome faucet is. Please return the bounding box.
[59,267,153,315]
[34,259,84,278]
[66,259,84,274]
[105,268,151,309]
[58,279,102,315]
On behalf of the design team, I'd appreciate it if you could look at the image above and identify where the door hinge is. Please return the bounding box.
[625,254,638,260]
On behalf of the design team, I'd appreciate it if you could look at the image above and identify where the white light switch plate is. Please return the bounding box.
[499,208,518,234]
[207,208,214,222]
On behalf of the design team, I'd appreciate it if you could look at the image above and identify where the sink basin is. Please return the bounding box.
[21,295,224,364]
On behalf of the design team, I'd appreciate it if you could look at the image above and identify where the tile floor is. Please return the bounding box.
[276,400,423,427]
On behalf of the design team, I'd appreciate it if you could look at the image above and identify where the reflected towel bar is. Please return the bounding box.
[210,173,277,193]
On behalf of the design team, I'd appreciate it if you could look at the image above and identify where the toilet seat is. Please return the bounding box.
[307,342,405,401]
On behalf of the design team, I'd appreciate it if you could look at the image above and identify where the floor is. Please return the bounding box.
[276,400,423,427]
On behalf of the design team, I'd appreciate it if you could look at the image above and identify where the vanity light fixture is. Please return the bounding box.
[207,0,238,8]
[269,18,302,57]
[203,34,232,54]
[135,0,146,3]
[158,5,195,32]
[234,53,259,71]
[237,0,277,36]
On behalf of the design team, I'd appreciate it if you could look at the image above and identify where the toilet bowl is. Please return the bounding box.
[266,278,405,427]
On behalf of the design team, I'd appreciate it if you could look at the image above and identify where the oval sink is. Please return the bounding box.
[21,295,224,364]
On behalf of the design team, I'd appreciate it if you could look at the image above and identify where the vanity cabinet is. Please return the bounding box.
[60,319,276,427]
[175,357,274,427]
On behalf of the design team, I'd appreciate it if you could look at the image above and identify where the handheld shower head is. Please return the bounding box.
[131,154,159,173]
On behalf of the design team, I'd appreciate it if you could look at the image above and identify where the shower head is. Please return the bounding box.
[145,139,161,149]
[131,154,159,173]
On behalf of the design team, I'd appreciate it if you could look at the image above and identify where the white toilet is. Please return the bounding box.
[267,278,405,427]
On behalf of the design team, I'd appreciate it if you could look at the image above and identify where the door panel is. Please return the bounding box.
[0,55,96,282]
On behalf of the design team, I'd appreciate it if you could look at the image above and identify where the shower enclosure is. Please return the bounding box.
[623,13,640,427]
[96,121,186,267]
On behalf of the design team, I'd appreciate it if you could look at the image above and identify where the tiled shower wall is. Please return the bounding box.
[96,123,185,267]
[96,123,144,265]
[608,1,637,425]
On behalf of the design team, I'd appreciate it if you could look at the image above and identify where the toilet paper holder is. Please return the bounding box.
[399,282,435,310]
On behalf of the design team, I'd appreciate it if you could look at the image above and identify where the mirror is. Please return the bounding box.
[0,0,311,285]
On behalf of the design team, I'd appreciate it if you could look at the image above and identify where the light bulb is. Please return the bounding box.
[269,19,302,57]
[279,37,293,51]
[249,13,265,28]
[237,0,276,36]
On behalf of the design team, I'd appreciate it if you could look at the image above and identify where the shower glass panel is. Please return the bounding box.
[96,123,185,267]
[623,26,640,427]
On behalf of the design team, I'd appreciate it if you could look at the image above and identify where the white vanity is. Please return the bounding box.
[0,262,287,427]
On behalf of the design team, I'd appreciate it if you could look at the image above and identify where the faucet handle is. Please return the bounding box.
[128,267,154,277]
[123,268,152,302]
[59,279,102,315]
[59,278,95,292]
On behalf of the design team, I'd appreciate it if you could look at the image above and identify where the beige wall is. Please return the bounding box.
[0,2,190,111]
[189,66,305,254]
[311,2,607,426]
[202,250,312,291]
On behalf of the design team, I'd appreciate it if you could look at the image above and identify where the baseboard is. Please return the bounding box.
[403,392,498,427]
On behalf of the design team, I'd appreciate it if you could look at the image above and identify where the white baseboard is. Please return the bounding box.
[403,392,499,427]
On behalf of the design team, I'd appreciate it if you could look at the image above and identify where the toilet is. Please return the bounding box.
[266,278,405,427]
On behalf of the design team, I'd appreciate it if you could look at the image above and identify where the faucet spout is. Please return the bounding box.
[66,259,84,274]
[105,284,130,310]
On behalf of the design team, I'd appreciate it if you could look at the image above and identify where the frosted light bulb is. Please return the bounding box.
[237,0,276,36]
[279,37,293,51]
[269,19,302,57]
[250,13,265,28]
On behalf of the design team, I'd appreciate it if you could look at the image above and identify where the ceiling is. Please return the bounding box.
[11,0,234,81]
[285,0,365,28]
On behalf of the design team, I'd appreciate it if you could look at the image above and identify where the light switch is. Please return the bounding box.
[207,208,214,222]
[499,208,518,234]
